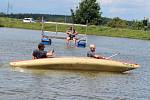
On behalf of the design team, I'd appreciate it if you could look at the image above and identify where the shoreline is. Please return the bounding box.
[1,27,150,42]
[1,17,150,40]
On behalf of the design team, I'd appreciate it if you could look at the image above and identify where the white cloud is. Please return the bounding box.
[1,0,150,20]
[97,0,150,20]
[98,0,122,5]
[109,8,127,14]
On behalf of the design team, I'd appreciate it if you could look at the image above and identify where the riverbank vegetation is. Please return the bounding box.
[0,17,150,40]
[0,0,150,40]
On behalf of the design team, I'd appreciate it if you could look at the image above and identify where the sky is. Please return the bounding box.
[0,0,149,20]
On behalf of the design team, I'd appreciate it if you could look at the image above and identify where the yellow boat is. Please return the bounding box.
[9,57,139,72]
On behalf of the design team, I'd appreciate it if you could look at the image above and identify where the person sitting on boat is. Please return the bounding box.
[66,26,78,46]
[87,44,106,59]
[32,43,54,59]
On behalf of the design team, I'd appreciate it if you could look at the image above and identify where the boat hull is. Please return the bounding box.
[10,57,139,72]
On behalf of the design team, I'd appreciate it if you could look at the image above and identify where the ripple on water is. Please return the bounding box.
[0,28,150,100]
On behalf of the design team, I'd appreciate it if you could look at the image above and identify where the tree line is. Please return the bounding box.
[0,12,110,25]
[70,0,149,31]
[0,0,149,30]
[0,12,149,31]
[0,12,72,23]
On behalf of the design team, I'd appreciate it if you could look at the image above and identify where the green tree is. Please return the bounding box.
[71,0,102,25]
[107,17,128,28]
[0,18,4,27]
[0,12,5,17]
[131,20,143,30]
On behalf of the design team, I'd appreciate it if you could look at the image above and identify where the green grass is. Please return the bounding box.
[1,17,150,40]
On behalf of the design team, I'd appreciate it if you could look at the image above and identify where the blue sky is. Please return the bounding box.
[0,0,149,20]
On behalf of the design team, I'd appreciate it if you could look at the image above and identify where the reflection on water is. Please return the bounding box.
[0,28,150,100]
[12,67,128,78]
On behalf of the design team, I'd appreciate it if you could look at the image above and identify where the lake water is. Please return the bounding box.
[0,28,150,100]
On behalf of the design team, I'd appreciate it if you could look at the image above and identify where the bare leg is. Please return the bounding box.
[66,37,70,48]
[73,38,77,47]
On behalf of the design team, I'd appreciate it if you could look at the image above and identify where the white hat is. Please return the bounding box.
[89,44,96,48]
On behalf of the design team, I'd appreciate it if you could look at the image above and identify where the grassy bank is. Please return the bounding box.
[1,17,150,40]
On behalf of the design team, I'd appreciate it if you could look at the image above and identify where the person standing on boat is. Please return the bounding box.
[66,26,78,46]
[32,43,54,59]
[87,44,106,59]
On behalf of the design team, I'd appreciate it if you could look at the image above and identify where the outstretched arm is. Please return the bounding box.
[47,50,55,58]
[94,55,106,59]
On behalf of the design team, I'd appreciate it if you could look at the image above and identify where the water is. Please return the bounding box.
[0,28,150,100]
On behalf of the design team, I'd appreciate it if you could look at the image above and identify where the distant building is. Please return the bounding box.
[23,18,35,23]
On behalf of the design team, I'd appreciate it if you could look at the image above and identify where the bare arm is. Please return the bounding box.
[94,55,106,59]
[32,56,37,59]
[46,50,55,58]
